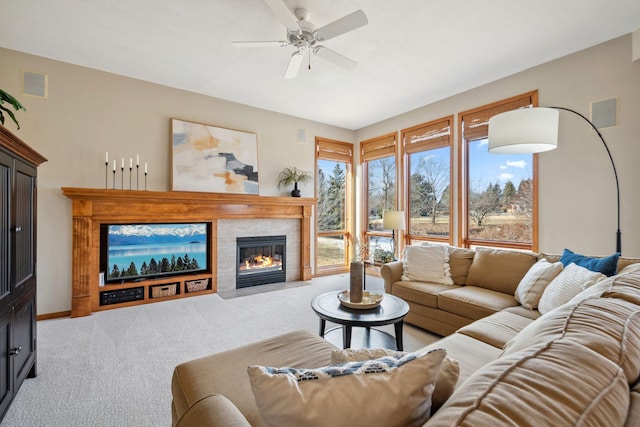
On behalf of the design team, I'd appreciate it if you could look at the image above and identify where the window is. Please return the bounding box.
[361,133,398,262]
[315,137,353,274]
[402,117,453,245]
[459,91,538,251]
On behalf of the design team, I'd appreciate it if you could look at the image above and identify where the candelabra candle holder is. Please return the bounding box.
[112,169,116,189]
[121,167,124,190]
[136,165,139,190]
[144,172,147,191]
[129,167,132,190]
[105,162,108,189]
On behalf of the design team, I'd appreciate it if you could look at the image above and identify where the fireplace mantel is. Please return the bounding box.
[62,188,316,317]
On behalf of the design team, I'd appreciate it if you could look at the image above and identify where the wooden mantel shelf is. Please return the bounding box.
[62,188,316,317]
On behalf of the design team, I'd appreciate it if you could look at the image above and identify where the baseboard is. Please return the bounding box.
[37,311,71,321]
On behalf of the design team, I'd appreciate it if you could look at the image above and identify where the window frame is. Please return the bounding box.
[457,91,539,251]
[315,137,353,275]
[401,116,454,246]
[361,132,399,261]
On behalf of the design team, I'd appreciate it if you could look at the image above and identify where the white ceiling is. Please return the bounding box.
[1,0,639,130]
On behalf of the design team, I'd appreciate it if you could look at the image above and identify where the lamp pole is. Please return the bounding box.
[551,106,621,254]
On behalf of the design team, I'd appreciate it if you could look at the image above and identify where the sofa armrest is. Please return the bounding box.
[380,261,404,293]
[175,394,251,427]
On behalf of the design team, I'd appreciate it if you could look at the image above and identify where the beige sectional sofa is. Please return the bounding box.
[171,247,640,426]
[380,246,638,336]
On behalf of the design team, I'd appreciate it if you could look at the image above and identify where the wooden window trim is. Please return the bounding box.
[315,137,353,274]
[401,116,454,245]
[457,91,539,251]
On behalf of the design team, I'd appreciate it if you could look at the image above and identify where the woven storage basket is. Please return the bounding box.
[151,283,177,298]
[186,279,209,293]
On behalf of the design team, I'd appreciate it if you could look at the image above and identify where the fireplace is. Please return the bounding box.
[236,235,286,288]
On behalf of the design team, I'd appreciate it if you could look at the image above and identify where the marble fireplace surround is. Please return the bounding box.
[62,188,315,317]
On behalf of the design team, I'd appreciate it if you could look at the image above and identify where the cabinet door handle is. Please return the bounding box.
[9,346,22,356]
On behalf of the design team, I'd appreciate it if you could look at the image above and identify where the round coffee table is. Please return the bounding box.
[310,291,409,350]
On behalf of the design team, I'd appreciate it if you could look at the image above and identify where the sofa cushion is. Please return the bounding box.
[171,330,336,427]
[392,281,460,309]
[538,263,605,314]
[402,244,453,285]
[464,247,537,294]
[447,246,476,285]
[438,286,519,320]
[329,348,459,414]
[628,381,640,427]
[502,296,640,385]
[427,340,630,427]
[457,310,536,349]
[502,305,542,321]
[514,258,563,309]
[560,248,619,276]
[570,270,640,306]
[247,348,446,427]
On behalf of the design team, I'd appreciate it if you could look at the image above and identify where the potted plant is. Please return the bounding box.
[0,89,26,130]
[277,166,313,197]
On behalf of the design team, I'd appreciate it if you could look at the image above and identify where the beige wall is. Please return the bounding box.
[0,47,354,315]
[1,34,639,316]
[357,34,640,260]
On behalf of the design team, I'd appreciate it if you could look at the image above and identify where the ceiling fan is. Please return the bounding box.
[232,0,368,79]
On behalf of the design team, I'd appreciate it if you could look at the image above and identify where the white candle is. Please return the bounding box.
[145,163,148,174]
[105,151,109,163]
[113,160,116,171]
[121,157,124,169]
[136,154,139,166]
[129,158,133,168]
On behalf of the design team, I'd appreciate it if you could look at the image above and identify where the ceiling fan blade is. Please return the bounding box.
[263,0,302,35]
[231,41,288,48]
[284,50,305,79]
[313,10,368,42]
[313,46,357,71]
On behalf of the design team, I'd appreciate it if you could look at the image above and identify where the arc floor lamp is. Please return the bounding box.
[488,106,621,254]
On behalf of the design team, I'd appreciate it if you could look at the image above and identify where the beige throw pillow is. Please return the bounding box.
[538,263,605,314]
[402,244,453,285]
[248,348,447,427]
[330,348,460,414]
[514,259,563,309]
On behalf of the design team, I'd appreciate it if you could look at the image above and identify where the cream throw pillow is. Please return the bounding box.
[402,244,453,285]
[514,259,563,309]
[538,263,605,314]
[248,348,447,427]
[330,348,460,414]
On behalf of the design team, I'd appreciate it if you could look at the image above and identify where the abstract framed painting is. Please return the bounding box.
[171,118,259,194]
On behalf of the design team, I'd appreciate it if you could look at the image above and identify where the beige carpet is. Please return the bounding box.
[1,274,439,426]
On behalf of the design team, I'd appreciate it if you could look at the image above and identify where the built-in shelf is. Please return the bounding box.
[61,188,316,317]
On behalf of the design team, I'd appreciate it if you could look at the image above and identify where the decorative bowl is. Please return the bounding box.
[337,290,384,309]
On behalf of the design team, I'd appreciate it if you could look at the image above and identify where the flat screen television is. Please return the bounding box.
[100,222,210,284]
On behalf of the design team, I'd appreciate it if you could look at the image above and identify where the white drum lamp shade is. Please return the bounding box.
[382,211,406,231]
[488,107,560,154]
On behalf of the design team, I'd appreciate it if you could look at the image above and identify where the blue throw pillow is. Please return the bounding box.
[560,248,619,276]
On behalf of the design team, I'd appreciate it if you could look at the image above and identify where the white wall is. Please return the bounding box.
[357,34,640,259]
[0,47,354,315]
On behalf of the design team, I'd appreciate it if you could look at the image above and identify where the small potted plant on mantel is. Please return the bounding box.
[277,166,313,197]
[0,89,26,130]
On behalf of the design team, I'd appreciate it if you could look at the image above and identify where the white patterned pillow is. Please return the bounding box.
[538,263,605,314]
[402,244,453,285]
[248,348,446,427]
[514,259,563,309]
